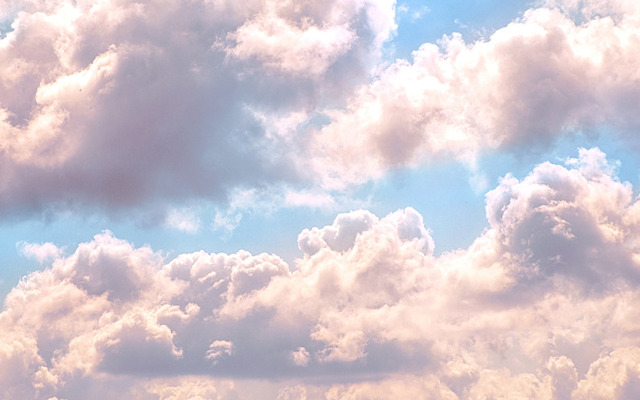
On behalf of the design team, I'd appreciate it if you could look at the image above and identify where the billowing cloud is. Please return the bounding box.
[4,0,640,398]
[310,0,640,187]
[0,0,396,219]
[2,148,640,398]
[4,0,640,221]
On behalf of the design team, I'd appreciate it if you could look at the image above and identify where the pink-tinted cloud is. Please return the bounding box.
[3,148,640,398]
[310,1,640,187]
[0,0,396,219]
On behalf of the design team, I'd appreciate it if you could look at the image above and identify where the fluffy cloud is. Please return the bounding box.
[0,0,395,219]
[310,0,640,186]
[6,0,640,398]
[2,148,640,398]
[4,0,640,221]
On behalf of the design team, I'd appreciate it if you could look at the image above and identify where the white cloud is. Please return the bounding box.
[285,190,336,209]
[17,241,61,263]
[573,347,640,399]
[277,385,308,400]
[4,148,640,398]
[206,340,233,364]
[211,188,279,236]
[3,0,640,225]
[145,377,235,400]
[0,0,397,220]
[5,0,640,396]
[291,347,310,366]
[308,1,640,187]
[224,10,356,77]
[166,208,202,234]
[397,3,430,22]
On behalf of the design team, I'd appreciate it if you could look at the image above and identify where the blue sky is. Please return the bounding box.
[3,0,640,398]
[393,0,534,57]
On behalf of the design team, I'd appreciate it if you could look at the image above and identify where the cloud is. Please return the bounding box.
[291,347,311,367]
[3,0,640,226]
[309,0,640,187]
[6,0,640,224]
[211,185,372,238]
[485,147,640,292]
[165,208,201,234]
[223,9,356,77]
[96,310,184,374]
[10,0,640,398]
[397,3,430,23]
[206,340,233,364]
[573,347,640,399]
[144,377,237,400]
[3,148,640,398]
[285,190,336,210]
[0,0,396,220]
[17,241,61,263]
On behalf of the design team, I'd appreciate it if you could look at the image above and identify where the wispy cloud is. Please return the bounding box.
[17,241,61,263]
[165,208,202,234]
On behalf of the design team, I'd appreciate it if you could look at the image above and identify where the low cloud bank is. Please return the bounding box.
[3,148,640,399]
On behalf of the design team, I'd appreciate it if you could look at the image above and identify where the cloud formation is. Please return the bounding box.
[3,148,640,398]
[3,0,640,397]
[3,0,640,221]
[311,0,640,186]
[0,0,395,218]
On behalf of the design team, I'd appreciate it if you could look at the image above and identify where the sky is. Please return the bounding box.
[2,0,640,399]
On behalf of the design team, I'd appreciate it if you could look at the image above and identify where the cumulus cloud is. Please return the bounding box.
[5,0,640,222]
[0,0,396,220]
[7,0,640,399]
[310,0,640,187]
[223,9,356,77]
[2,148,640,398]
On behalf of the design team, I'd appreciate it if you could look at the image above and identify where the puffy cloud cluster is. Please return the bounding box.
[311,0,640,186]
[4,0,640,218]
[2,148,640,398]
[0,0,395,218]
[4,0,640,397]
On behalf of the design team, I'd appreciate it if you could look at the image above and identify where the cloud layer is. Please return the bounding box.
[3,0,640,219]
[3,148,640,399]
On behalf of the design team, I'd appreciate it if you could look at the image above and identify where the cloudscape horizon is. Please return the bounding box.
[2,0,640,398]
